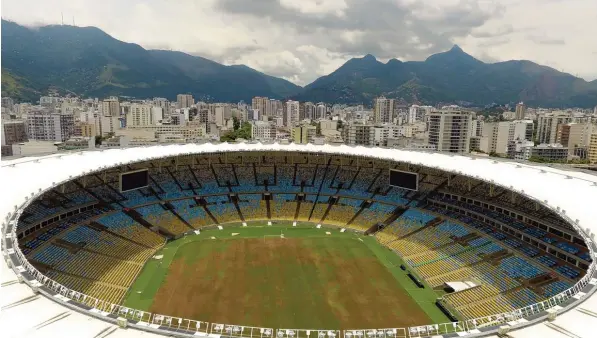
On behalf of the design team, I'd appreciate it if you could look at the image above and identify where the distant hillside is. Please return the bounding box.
[293,46,597,108]
[0,20,302,102]
[2,19,595,107]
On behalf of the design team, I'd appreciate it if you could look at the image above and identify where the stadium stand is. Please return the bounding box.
[10,150,593,332]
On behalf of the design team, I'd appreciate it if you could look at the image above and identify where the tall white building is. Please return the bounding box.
[100,115,121,136]
[589,133,597,163]
[176,94,194,109]
[152,97,169,110]
[480,120,533,154]
[509,120,534,142]
[408,105,433,124]
[537,111,573,144]
[515,102,526,120]
[101,97,120,117]
[557,122,597,156]
[285,100,300,127]
[151,107,163,124]
[427,111,473,153]
[26,110,75,142]
[127,104,152,127]
[316,104,326,120]
[304,102,316,120]
[266,99,282,117]
[252,97,268,116]
[374,96,395,123]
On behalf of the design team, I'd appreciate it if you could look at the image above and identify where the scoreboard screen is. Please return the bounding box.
[120,169,149,192]
[389,169,418,191]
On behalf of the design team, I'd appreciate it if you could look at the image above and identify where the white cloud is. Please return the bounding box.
[1,0,596,85]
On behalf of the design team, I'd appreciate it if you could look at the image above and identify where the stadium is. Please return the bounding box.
[2,143,597,338]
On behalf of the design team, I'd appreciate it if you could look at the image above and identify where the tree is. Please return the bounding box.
[233,116,240,131]
[220,131,237,142]
[237,122,252,139]
[336,120,343,130]
[220,121,252,142]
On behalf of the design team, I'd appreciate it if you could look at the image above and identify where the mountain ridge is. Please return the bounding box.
[2,20,596,107]
[294,45,597,107]
[1,19,302,102]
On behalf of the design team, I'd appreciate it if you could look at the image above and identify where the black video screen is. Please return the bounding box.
[120,170,149,192]
[389,169,418,191]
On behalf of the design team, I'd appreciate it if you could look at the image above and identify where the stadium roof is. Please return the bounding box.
[2,143,597,338]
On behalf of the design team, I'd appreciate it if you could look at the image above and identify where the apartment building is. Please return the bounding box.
[177,94,194,109]
[285,100,300,127]
[408,105,433,124]
[374,96,395,124]
[127,104,153,126]
[291,124,317,144]
[589,134,597,164]
[26,110,74,142]
[537,112,573,144]
[252,97,268,117]
[480,120,533,154]
[515,102,526,120]
[557,122,597,157]
[427,110,472,153]
[101,97,120,116]
[507,139,534,160]
[251,121,277,141]
[2,120,28,145]
[531,144,569,162]
[316,103,326,120]
[1,120,28,156]
[304,102,316,120]
[100,115,121,136]
[125,123,206,142]
[342,123,374,146]
[267,99,282,116]
[73,123,96,137]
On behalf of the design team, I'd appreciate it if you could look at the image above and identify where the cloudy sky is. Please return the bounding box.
[2,0,597,85]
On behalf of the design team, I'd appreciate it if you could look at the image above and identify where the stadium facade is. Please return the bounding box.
[2,143,597,338]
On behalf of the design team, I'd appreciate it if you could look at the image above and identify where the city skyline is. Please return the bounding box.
[3,91,596,161]
[2,0,597,86]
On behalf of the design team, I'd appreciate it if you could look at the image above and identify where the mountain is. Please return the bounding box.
[2,19,595,107]
[295,45,597,107]
[0,20,302,102]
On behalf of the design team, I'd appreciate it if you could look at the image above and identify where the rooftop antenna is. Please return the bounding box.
[72,16,75,26]
[61,12,64,25]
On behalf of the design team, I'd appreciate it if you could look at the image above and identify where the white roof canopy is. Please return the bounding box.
[2,143,597,338]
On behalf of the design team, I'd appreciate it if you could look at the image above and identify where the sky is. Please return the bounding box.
[2,0,597,86]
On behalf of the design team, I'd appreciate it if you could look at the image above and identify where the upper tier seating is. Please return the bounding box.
[427,201,584,282]
[499,256,543,279]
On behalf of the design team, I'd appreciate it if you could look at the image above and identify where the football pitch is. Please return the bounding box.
[122,222,450,329]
